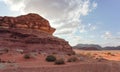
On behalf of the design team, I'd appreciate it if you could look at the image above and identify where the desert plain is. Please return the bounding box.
[0,49,120,72]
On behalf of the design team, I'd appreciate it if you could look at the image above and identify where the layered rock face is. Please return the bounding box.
[0,13,55,35]
[0,13,74,54]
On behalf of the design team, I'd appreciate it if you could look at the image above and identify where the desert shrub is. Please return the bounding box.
[46,55,56,62]
[55,58,65,65]
[110,54,115,56]
[3,48,9,53]
[16,49,24,54]
[72,51,76,55]
[67,51,76,56]
[67,53,72,56]
[107,52,111,55]
[85,53,93,58]
[1,60,6,63]
[7,60,12,63]
[24,54,31,59]
[96,57,107,62]
[107,52,115,56]
[67,56,78,62]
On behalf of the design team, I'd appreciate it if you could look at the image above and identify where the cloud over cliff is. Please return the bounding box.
[3,0,97,45]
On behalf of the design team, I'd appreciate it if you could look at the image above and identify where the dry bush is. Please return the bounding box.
[55,58,65,65]
[95,57,108,62]
[24,54,31,59]
[107,52,115,56]
[85,53,93,58]
[67,56,78,62]
[46,55,56,62]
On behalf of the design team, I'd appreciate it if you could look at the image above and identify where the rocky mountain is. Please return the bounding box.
[0,13,74,55]
[73,44,120,50]
[103,46,120,50]
[73,44,102,50]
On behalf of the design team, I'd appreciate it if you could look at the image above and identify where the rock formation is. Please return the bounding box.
[0,13,74,55]
[0,13,55,35]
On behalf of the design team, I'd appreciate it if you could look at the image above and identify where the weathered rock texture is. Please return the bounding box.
[0,13,74,54]
[0,13,55,35]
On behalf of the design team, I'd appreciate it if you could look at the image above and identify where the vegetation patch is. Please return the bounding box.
[95,57,108,62]
[67,56,78,62]
[55,58,65,65]
[24,54,31,59]
[46,55,56,62]
[107,52,115,56]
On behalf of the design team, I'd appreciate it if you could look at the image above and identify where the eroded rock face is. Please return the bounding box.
[0,28,74,54]
[0,13,55,35]
[0,13,74,55]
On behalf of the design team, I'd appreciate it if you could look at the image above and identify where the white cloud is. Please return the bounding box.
[88,23,97,31]
[102,31,120,40]
[92,2,97,8]
[4,0,25,11]
[101,31,120,47]
[0,0,4,2]
[79,25,87,33]
[90,26,96,31]
[78,23,97,33]
[3,0,98,46]
[117,32,120,35]
[80,0,90,16]
[101,31,112,39]
[64,35,96,46]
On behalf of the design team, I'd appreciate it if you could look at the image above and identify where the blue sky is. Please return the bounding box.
[0,0,20,16]
[0,0,120,47]
[83,0,120,33]
[81,0,120,46]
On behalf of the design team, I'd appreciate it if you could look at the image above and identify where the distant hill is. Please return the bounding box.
[73,44,120,50]
[73,44,102,50]
[103,46,120,50]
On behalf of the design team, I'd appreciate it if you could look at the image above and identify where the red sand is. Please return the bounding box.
[0,50,120,72]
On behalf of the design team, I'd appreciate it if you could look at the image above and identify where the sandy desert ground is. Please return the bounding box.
[74,49,120,61]
[0,49,120,72]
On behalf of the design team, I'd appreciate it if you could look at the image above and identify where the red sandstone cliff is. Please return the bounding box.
[0,13,55,35]
[0,13,74,55]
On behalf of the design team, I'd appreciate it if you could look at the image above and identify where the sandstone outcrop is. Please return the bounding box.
[0,13,55,35]
[0,13,74,55]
